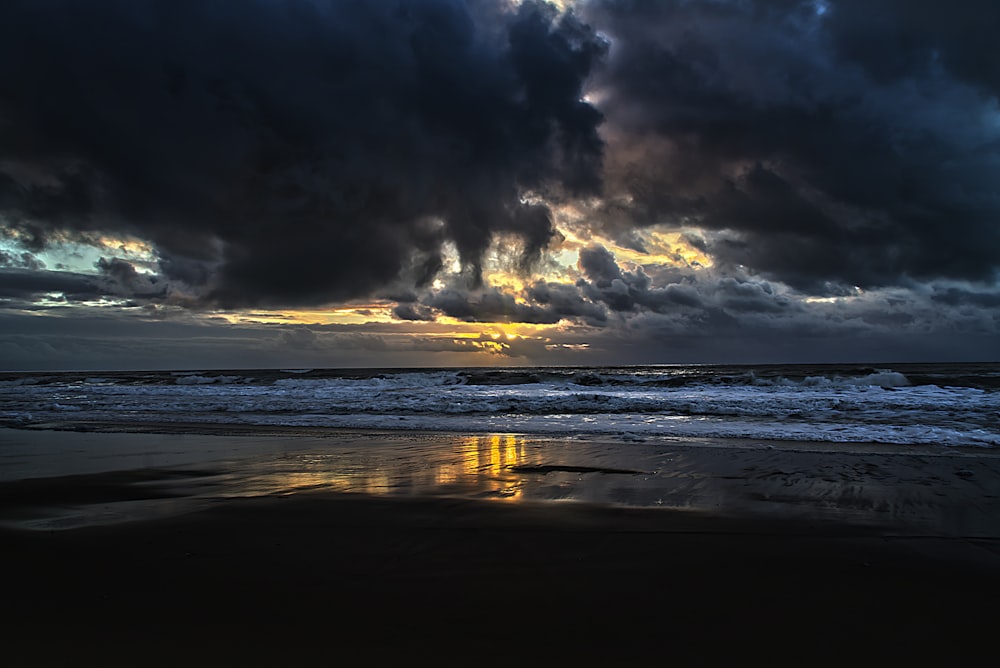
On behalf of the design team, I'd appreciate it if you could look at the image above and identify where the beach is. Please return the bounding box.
[3,424,1000,666]
[3,0,998,662]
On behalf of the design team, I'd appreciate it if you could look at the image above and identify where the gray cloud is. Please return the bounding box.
[0,268,103,302]
[577,244,705,312]
[0,0,606,307]
[931,286,1000,309]
[0,249,44,270]
[423,287,563,324]
[713,276,792,314]
[524,280,608,326]
[584,0,1000,291]
[5,0,998,304]
[1,0,998,368]
[392,302,436,322]
[95,257,166,300]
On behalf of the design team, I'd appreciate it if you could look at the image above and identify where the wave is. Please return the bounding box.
[8,410,996,447]
[3,362,998,389]
[174,375,249,385]
[2,363,998,448]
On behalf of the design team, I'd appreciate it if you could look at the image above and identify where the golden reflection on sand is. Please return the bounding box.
[467,434,526,474]
[461,434,534,499]
[261,470,393,496]
[6,428,1000,534]
[227,434,540,501]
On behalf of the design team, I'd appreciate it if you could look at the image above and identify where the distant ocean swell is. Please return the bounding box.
[1,364,998,447]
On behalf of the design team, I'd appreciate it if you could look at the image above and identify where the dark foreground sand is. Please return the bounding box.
[3,426,1000,666]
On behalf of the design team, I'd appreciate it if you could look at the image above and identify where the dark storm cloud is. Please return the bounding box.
[0,268,102,302]
[392,302,436,322]
[0,259,168,305]
[0,0,605,306]
[524,280,608,325]
[423,287,563,324]
[712,277,791,314]
[95,257,166,299]
[393,244,714,328]
[824,0,1000,95]
[931,286,1000,309]
[577,244,704,312]
[584,0,1000,291]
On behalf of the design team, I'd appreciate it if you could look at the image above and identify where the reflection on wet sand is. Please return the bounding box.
[179,433,1000,536]
[461,434,532,499]
[4,426,1000,535]
[219,433,738,513]
[230,434,540,501]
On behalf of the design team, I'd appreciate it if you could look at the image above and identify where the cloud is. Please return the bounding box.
[931,286,1000,309]
[277,326,321,350]
[423,287,563,324]
[524,280,608,325]
[0,0,606,307]
[392,303,437,322]
[391,243,1000,356]
[95,257,166,300]
[824,0,1000,96]
[0,249,44,270]
[1,0,999,369]
[0,258,171,306]
[5,0,998,303]
[0,268,103,302]
[712,276,792,314]
[577,244,704,312]
[584,0,1000,291]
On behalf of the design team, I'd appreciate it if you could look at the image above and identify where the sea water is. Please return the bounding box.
[2,362,998,447]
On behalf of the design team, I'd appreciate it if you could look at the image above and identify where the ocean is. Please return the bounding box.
[3,362,998,448]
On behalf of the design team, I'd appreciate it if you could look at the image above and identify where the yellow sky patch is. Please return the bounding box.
[217,303,398,326]
[610,229,713,270]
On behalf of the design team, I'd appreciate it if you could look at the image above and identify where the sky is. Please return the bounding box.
[1,0,999,371]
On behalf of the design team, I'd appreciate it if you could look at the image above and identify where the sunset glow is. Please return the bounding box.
[0,0,997,369]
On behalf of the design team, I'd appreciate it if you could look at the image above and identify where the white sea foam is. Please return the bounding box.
[1,366,997,447]
[753,370,910,388]
[854,371,911,387]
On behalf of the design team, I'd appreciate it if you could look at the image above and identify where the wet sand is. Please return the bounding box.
[3,424,1000,665]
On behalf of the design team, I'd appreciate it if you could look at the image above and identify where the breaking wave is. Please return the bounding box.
[1,363,998,447]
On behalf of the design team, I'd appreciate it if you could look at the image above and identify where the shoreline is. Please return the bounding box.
[3,424,999,536]
[9,418,997,456]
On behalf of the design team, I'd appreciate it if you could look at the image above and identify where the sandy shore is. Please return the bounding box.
[3,423,999,535]
[3,424,1000,665]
